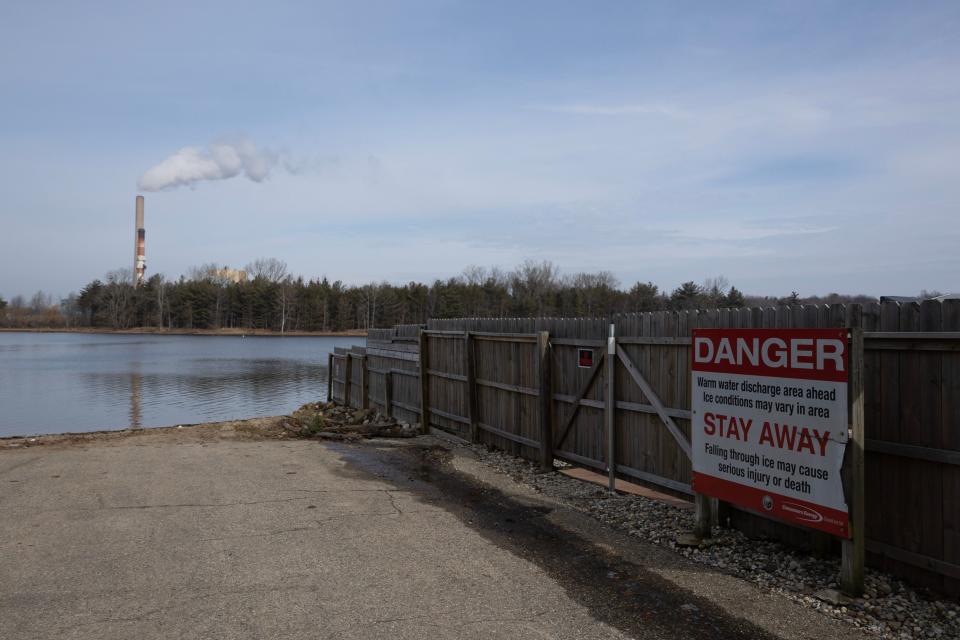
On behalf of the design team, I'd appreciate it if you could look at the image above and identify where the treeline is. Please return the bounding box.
[1,259,882,332]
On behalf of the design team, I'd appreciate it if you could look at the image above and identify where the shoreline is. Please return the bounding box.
[0,415,289,449]
[0,327,367,338]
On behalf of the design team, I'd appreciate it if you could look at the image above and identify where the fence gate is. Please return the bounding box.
[550,318,695,496]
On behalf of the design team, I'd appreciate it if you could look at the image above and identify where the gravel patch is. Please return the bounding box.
[463,445,959,640]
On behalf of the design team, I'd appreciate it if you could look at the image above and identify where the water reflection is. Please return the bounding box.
[76,359,328,425]
[0,333,362,437]
[130,369,142,429]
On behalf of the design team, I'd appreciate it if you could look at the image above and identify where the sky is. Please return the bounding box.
[1,0,958,300]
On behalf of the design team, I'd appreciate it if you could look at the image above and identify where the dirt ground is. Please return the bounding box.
[0,421,865,639]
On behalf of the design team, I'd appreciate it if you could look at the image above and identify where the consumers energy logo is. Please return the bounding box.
[781,502,824,523]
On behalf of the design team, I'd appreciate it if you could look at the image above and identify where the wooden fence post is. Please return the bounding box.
[694,494,713,540]
[841,327,865,596]
[344,354,353,408]
[418,330,430,434]
[465,332,479,443]
[538,331,553,472]
[384,371,393,419]
[605,324,616,490]
[326,353,334,402]
[360,354,369,410]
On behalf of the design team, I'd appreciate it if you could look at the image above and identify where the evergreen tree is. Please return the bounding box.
[34,260,877,331]
[670,281,702,309]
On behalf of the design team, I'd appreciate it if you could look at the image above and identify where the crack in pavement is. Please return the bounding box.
[384,490,403,515]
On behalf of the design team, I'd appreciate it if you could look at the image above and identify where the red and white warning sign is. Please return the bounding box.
[691,329,850,537]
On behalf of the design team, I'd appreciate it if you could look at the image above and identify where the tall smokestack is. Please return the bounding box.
[134,195,146,287]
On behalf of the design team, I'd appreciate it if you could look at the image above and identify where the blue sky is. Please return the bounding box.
[1,0,958,299]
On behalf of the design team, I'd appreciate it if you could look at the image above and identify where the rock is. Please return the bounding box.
[675,533,706,548]
[680,603,699,613]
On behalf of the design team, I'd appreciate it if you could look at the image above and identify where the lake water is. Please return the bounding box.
[0,332,364,438]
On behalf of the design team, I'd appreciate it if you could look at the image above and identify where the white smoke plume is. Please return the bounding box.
[138,138,290,191]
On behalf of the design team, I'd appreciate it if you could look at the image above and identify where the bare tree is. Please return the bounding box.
[357,283,384,329]
[461,265,488,286]
[103,268,135,329]
[277,276,294,333]
[702,276,730,306]
[509,259,561,315]
[245,257,288,283]
[30,291,52,313]
[568,271,620,316]
[60,294,83,327]
[154,274,169,328]
[627,281,661,312]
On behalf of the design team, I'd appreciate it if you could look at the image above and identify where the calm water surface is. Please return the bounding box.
[0,332,363,437]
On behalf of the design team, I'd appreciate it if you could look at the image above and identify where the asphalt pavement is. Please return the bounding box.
[0,424,864,639]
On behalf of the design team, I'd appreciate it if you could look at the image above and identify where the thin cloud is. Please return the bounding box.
[528,103,688,118]
[662,220,838,242]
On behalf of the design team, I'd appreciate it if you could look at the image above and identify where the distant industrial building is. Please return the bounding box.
[209,268,248,284]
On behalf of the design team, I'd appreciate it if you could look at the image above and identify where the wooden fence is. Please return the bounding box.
[328,302,960,596]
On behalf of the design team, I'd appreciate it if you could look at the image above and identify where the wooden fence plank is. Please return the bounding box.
[326,353,333,401]
[419,330,429,433]
[478,421,540,449]
[606,325,616,489]
[841,328,865,596]
[552,395,692,420]
[384,371,393,419]
[427,369,468,383]
[865,440,960,466]
[539,331,553,471]
[465,332,478,442]
[943,299,960,594]
[344,354,353,409]
[475,378,540,397]
[899,303,925,564]
[360,355,369,410]
[429,406,470,425]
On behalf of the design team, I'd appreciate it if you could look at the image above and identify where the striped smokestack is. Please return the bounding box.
[134,195,146,287]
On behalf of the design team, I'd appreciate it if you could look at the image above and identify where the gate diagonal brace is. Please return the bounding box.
[615,344,692,460]
[554,351,605,450]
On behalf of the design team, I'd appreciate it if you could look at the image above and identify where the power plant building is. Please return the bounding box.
[210,268,248,284]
